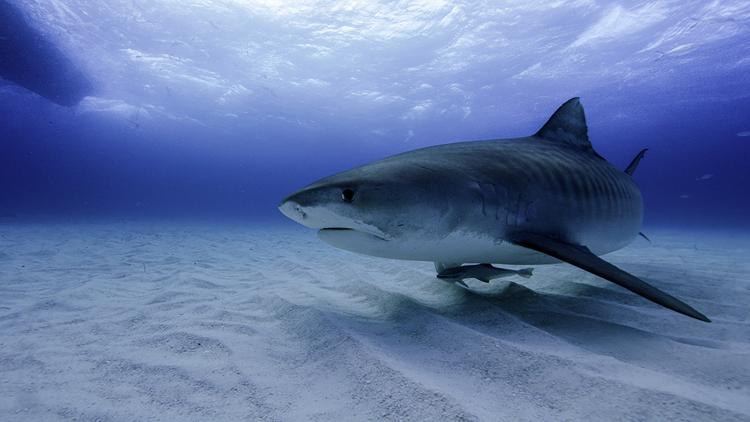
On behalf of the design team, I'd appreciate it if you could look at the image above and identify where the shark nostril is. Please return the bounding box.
[278,199,307,221]
[294,204,307,219]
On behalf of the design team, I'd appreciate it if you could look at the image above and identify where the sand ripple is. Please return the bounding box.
[0,224,748,421]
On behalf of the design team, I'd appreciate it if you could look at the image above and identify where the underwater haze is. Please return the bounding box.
[1,1,750,421]
[1,0,749,225]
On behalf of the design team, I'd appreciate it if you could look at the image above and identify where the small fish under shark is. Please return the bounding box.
[437,263,533,287]
[279,98,710,322]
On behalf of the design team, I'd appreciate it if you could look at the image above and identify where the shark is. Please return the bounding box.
[279,98,710,322]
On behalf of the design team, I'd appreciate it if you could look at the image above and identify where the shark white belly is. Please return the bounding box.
[319,228,561,264]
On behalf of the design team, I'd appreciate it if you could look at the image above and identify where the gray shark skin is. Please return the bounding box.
[279,98,710,322]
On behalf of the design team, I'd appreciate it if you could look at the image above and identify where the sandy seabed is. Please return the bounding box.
[0,223,748,421]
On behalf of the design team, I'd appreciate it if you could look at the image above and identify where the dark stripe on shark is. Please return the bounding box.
[465,139,638,235]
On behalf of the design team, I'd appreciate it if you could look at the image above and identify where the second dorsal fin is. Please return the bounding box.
[535,97,596,154]
[625,148,648,176]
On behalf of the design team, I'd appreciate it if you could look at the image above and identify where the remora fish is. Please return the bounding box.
[279,98,710,322]
[437,263,533,287]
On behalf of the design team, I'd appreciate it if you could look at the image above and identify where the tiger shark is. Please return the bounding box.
[279,98,710,322]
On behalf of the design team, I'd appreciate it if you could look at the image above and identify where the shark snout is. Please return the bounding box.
[279,187,387,240]
[278,193,308,224]
[278,188,340,229]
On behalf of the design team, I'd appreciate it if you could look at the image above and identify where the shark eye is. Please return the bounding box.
[341,188,355,203]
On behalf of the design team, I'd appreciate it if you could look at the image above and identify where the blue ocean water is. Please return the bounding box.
[1,0,748,227]
[3,3,750,420]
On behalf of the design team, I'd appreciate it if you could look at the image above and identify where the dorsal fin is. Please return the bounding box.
[535,98,596,154]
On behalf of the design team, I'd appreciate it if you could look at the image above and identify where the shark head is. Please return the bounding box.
[279,158,463,258]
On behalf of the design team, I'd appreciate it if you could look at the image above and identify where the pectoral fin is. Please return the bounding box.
[510,233,710,322]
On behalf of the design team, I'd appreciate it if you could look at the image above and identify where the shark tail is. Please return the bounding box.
[518,268,534,278]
